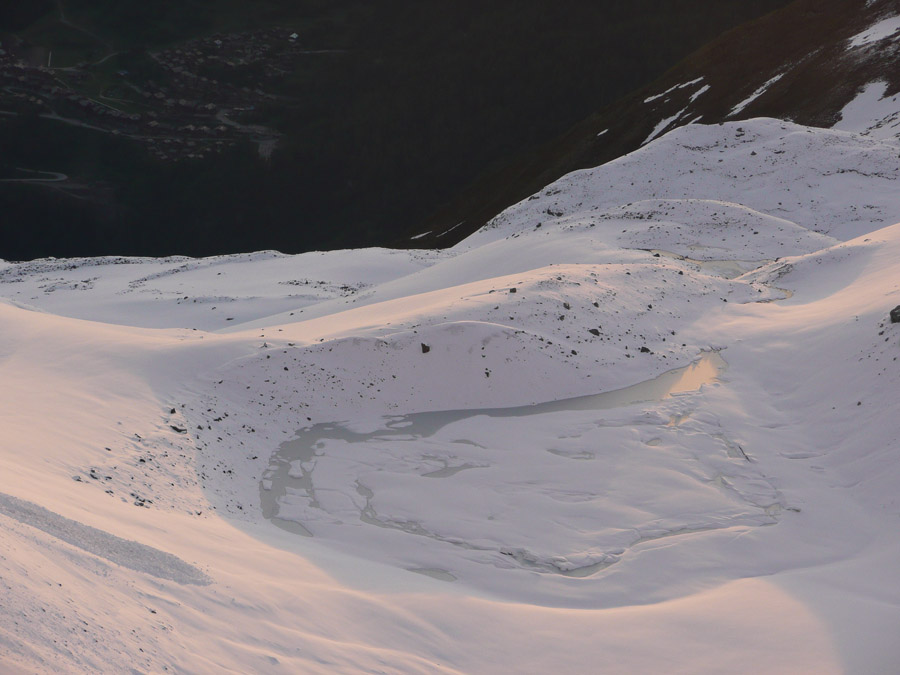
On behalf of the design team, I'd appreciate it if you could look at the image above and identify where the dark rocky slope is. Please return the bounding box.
[415,0,899,248]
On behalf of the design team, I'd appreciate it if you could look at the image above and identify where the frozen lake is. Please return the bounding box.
[258,350,780,601]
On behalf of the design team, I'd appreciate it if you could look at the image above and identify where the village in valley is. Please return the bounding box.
[0,27,318,162]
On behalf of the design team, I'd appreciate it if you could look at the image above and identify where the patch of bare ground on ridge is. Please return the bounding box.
[415,0,899,249]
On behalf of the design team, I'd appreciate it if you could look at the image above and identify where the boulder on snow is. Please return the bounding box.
[891,305,900,323]
[421,343,431,354]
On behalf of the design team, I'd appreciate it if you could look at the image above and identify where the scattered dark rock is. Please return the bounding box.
[640,346,652,353]
[170,425,187,433]
[588,328,601,336]
[421,343,431,354]
[509,288,517,294]
[890,305,900,323]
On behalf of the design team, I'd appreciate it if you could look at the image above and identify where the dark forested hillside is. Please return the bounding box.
[0,0,790,259]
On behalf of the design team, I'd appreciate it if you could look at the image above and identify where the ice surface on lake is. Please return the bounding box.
[261,352,782,601]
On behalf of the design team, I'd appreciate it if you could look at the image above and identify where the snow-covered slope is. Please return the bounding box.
[0,248,444,330]
[2,117,900,672]
[420,0,900,249]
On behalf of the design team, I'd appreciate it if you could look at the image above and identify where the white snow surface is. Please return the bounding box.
[643,77,704,104]
[835,80,900,140]
[2,118,900,672]
[729,73,784,117]
[642,106,689,145]
[847,13,900,48]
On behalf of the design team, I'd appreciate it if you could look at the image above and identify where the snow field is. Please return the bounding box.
[1,114,899,671]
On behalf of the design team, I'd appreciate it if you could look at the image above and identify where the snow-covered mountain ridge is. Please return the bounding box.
[2,112,900,671]
[419,0,900,247]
